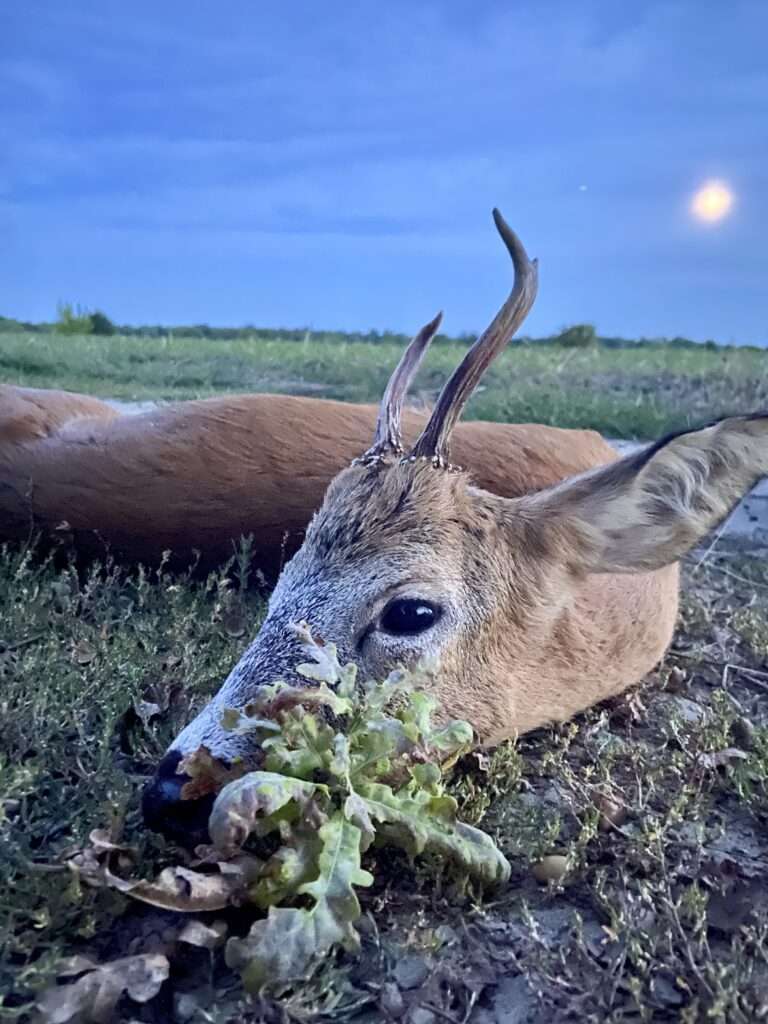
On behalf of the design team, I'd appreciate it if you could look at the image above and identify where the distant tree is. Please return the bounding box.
[89,310,116,335]
[554,324,598,348]
[55,302,93,335]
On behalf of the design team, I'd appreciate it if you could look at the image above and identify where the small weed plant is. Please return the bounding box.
[63,623,508,1002]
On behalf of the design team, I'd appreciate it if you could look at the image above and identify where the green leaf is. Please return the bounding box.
[290,619,358,700]
[408,762,442,792]
[262,745,325,779]
[428,719,474,755]
[335,662,359,700]
[209,772,320,855]
[226,815,373,991]
[329,734,351,780]
[220,706,281,736]
[357,782,511,886]
[348,721,403,782]
[250,681,354,718]
[359,668,413,716]
[249,835,320,910]
[399,690,437,743]
[199,623,508,991]
[262,707,338,778]
[355,781,429,857]
[343,793,375,849]
[413,815,511,887]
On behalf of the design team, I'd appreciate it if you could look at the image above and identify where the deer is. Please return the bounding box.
[140,209,768,842]
[1,383,615,579]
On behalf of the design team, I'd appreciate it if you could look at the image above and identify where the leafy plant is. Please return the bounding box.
[89,310,116,336]
[94,623,510,993]
[52,304,115,336]
[55,302,94,335]
[554,323,598,347]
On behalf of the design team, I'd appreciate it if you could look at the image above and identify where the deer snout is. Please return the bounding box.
[142,749,216,846]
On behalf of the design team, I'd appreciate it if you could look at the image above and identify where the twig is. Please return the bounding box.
[691,510,739,572]
[419,1004,462,1023]
[722,662,768,692]
[1,632,46,652]
[656,839,716,1003]
[698,562,768,590]
[22,859,68,874]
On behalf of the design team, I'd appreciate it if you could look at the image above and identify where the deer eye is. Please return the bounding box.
[380,598,440,636]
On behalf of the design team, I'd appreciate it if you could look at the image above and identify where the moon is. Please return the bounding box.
[690,180,734,224]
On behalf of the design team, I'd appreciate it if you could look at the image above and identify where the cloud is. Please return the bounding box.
[2,0,766,343]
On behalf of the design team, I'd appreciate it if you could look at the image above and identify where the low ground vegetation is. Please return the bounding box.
[2,330,767,1019]
[2,539,767,1022]
[1,330,767,439]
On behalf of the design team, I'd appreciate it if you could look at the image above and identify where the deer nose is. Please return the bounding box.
[142,749,215,845]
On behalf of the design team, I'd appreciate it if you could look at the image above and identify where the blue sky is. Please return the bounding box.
[2,1,766,343]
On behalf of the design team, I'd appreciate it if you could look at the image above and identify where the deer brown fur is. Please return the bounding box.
[138,210,767,843]
[2,210,765,846]
[0,385,617,576]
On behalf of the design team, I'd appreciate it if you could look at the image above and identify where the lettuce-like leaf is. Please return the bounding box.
[193,625,511,992]
[225,815,373,991]
[357,781,510,885]
[248,833,321,910]
[290,620,359,698]
[261,708,338,778]
[209,772,320,855]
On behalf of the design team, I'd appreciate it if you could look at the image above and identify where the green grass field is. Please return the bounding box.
[2,332,768,1021]
[2,331,767,438]
[2,545,768,1022]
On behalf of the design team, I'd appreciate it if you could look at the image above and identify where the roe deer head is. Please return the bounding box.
[143,210,768,841]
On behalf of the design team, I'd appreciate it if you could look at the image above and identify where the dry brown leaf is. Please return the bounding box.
[532,854,568,883]
[595,794,628,831]
[87,828,135,856]
[699,748,749,769]
[178,919,228,949]
[220,604,247,638]
[730,716,756,750]
[36,953,169,1024]
[666,666,687,692]
[132,698,162,728]
[66,850,106,888]
[65,829,136,888]
[178,745,248,801]
[71,640,97,666]
[466,751,491,773]
[103,864,241,912]
[211,853,265,885]
[56,956,99,978]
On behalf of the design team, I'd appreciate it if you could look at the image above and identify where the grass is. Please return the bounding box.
[2,329,767,1019]
[2,540,767,1022]
[2,331,768,438]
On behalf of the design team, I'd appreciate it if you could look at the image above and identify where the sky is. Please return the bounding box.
[2,1,767,344]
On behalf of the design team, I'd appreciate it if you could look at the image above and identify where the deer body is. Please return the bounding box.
[1,381,681,744]
[2,211,763,847]
[169,455,679,763]
[0,384,680,752]
[140,209,768,845]
[1,385,616,574]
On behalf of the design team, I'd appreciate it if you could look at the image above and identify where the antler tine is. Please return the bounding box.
[357,311,443,464]
[409,210,538,465]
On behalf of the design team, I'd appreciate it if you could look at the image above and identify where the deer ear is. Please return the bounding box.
[516,414,768,574]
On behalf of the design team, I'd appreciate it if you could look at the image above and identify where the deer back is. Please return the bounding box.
[0,387,617,574]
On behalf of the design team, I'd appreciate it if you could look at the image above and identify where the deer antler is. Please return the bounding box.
[358,311,443,463]
[408,210,538,466]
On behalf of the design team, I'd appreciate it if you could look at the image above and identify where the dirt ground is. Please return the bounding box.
[3,540,766,1024]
